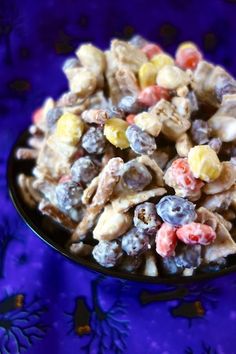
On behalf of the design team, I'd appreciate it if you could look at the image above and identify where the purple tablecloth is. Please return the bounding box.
[1,0,236,353]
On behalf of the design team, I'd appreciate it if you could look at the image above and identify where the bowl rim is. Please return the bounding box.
[7,129,236,284]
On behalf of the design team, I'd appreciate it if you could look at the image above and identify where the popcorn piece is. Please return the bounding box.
[192,60,234,107]
[150,99,191,141]
[69,68,97,97]
[134,112,162,137]
[162,116,191,141]
[208,95,236,142]
[111,39,147,73]
[176,85,189,97]
[188,145,222,182]
[129,35,149,48]
[150,99,176,122]
[156,65,190,90]
[76,44,106,76]
[62,57,80,79]
[57,91,79,107]
[172,96,191,120]
[203,162,236,195]
[33,178,58,206]
[175,133,193,157]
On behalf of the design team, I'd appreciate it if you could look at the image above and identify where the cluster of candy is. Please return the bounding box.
[16,35,236,277]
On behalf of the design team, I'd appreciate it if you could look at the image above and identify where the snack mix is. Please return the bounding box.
[16,36,236,277]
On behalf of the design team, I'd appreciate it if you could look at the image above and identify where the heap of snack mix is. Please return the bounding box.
[16,36,236,277]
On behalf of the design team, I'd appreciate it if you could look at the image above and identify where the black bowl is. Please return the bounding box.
[8,130,236,283]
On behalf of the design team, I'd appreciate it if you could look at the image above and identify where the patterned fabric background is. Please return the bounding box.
[1,0,236,353]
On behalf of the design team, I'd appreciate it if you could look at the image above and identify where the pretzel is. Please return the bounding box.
[82,176,99,205]
[17,174,41,207]
[16,148,38,160]
[39,199,77,231]
[111,187,166,213]
[90,157,124,211]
